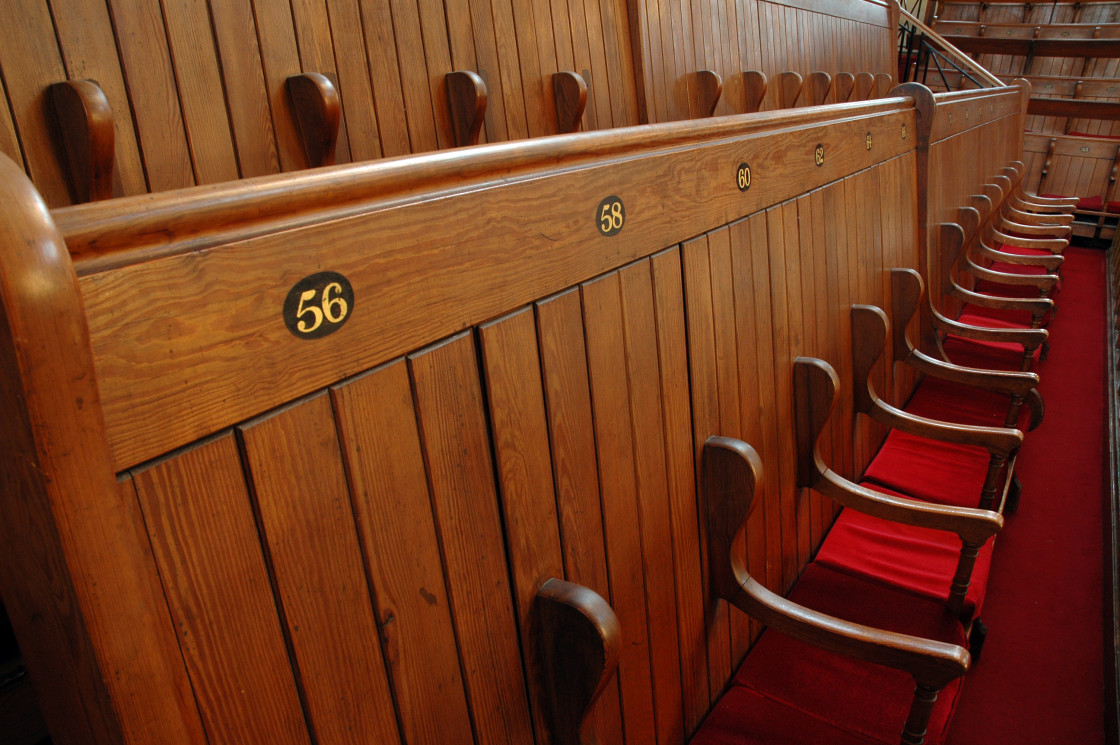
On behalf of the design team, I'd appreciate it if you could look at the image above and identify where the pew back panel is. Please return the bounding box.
[2,99,923,745]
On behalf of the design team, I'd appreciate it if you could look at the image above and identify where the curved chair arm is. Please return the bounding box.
[852,305,1025,458]
[703,436,971,692]
[950,282,1054,316]
[995,215,1071,238]
[977,241,1065,272]
[932,309,1049,350]
[962,256,1060,292]
[535,578,621,745]
[990,227,1067,252]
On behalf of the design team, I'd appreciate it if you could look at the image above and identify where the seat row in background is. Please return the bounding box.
[682,170,1074,744]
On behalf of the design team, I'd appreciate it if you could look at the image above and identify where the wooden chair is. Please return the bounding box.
[692,435,973,745]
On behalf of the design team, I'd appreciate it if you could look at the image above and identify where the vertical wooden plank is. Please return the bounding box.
[50,0,148,195]
[704,226,754,663]
[0,0,77,205]
[582,0,617,127]
[581,271,659,745]
[743,210,784,594]
[649,247,709,736]
[510,0,551,136]
[105,0,195,190]
[415,0,456,149]
[330,361,474,745]
[132,434,312,745]
[355,2,409,157]
[618,261,685,745]
[600,0,640,125]
[249,0,306,169]
[782,198,812,572]
[324,0,383,160]
[764,204,799,592]
[680,234,732,697]
[161,0,240,183]
[208,0,282,177]
[289,0,353,162]
[529,0,561,132]
[386,0,440,152]
[0,73,24,169]
[239,394,402,745]
[465,0,513,143]
[409,333,536,745]
[478,308,566,745]
[535,288,625,745]
[797,192,827,553]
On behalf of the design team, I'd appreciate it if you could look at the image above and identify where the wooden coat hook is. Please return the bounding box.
[695,70,723,117]
[286,73,341,168]
[743,70,768,113]
[835,72,856,102]
[446,70,487,147]
[805,71,832,105]
[778,71,803,108]
[49,79,115,203]
[854,72,875,100]
[552,71,588,134]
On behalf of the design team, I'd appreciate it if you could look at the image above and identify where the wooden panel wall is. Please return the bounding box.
[0,0,894,207]
[105,152,919,745]
[0,100,926,745]
[630,0,896,122]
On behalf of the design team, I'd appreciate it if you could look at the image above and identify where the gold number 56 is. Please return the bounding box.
[296,281,350,333]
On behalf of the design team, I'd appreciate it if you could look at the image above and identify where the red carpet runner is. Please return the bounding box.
[946,246,1107,745]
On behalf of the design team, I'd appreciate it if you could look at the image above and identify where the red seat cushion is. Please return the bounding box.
[862,429,995,509]
[904,376,1030,431]
[1109,201,1120,214]
[1077,195,1104,211]
[962,302,1039,329]
[940,328,1041,372]
[815,499,995,617]
[728,563,967,745]
[691,686,881,745]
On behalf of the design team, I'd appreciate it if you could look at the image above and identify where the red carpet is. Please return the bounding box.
[946,246,1108,745]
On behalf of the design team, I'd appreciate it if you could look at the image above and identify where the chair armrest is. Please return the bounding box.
[963,257,1059,292]
[867,398,1023,458]
[951,282,1054,315]
[906,348,1039,397]
[991,228,1067,252]
[1002,204,1074,226]
[978,242,1065,272]
[703,436,971,691]
[535,579,621,745]
[934,312,1049,350]
[996,216,1071,237]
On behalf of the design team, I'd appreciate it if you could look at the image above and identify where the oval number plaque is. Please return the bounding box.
[736,162,752,191]
[596,195,625,236]
[283,271,355,339]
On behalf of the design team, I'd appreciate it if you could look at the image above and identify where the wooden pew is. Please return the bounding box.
[0,96,930,745]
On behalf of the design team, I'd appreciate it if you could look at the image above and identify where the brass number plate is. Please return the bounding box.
[596,196,625,236]
[284,271,354,339]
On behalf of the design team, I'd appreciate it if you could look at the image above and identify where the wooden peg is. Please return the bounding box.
[874,73,894,98]
[445,70,487,147]
[743,70,768,113]
[695,69,723,117]
[552,71,587,134]
[48,80,115,203]
[835,72,856,102]
[778,71,804,108]
[854,72,875,100]
[806,71,832,105]
[286,73,341,168]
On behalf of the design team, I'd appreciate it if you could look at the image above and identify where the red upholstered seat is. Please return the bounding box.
[691,687,881,745]
[940,329,1041,372]
[720,563,967,745]
[1077,195,1104,211]
[998,244,1056,258]
[961,302,1038,328]
[862,429,994,509]
[904,376,1030,431]
[815,496,995,617]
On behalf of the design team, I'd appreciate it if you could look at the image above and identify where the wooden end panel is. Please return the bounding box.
[330,361,474,745]
[535,288,625,745]
[408,334,535,745]
[131,435,312,745]
[478,308,566,745]
[237,393,401,745]
[580,273,658,745]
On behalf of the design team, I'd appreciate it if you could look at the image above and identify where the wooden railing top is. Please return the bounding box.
[934,20,1120,38]
[43,96,925,471]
